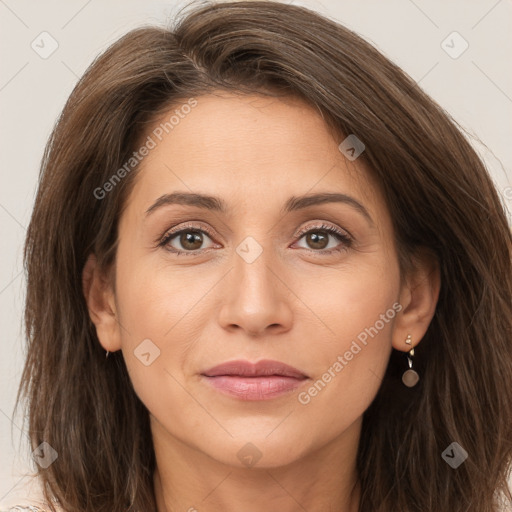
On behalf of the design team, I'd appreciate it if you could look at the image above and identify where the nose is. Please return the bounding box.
[217,247,293,337]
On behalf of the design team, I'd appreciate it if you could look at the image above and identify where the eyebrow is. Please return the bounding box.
[145,191,374,225]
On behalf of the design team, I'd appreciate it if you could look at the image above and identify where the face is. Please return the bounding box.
[105,92,404,468]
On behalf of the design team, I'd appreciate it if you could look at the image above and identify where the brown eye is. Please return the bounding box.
[295,224,352,254]
[305,231,329,250]
[160,227,216,255]
[178,231,204,251]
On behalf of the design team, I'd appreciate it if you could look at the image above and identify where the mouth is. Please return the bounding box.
[200,359,310,401]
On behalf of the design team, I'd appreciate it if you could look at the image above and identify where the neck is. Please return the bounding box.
[152,416,362,512]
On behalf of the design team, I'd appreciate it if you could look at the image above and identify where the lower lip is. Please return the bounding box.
[201,375,307,400]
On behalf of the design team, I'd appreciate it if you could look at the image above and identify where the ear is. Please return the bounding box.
[82,253,122,353]
[392,248,441,352]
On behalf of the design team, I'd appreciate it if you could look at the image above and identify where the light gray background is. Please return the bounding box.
[1,0,511,506]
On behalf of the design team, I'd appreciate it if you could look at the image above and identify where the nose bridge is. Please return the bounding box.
[236,240,275,300]
[217,235,292,335]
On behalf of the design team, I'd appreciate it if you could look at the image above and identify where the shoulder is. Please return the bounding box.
[0,504,64,512]
[0,507,48,511]
[0,475,64,512]
[0,478,65,512]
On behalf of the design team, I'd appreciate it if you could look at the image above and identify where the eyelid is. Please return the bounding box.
[158,221,216,245]
[158,220,353,255]
[294,221,352,240]
[291,222,353,254]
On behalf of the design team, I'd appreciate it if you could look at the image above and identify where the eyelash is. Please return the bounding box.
[158,222,353,256]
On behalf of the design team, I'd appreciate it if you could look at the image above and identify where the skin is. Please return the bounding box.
[83,92,440,512]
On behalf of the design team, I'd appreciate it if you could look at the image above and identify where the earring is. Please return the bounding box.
[105,350,110,359]
[402,334,419,387]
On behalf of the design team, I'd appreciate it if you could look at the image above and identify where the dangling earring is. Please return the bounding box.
[402,334,419,387]
[105,350,110,359]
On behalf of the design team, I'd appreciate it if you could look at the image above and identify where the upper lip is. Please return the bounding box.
[201,359,308,379]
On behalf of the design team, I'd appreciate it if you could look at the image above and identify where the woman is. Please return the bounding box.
[6,1,512,511]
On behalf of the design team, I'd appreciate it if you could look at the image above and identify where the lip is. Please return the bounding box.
[201,359,309,401]
[202,359,308,379]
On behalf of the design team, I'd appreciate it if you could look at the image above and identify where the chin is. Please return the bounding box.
[198,430,312,469]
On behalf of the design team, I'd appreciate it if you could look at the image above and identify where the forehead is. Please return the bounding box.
[127,92,383,219]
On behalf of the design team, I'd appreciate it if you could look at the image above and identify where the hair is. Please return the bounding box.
[15,1,512,511]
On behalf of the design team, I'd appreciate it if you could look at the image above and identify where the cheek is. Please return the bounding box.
[112,254,220,413]
[298,253,400,344]
[115,274,202,437]
[292,257,400,413]
[114,248,214,341]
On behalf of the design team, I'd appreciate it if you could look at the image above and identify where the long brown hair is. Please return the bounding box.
[16,1,512,511]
